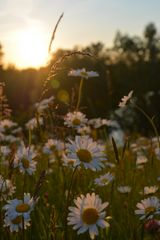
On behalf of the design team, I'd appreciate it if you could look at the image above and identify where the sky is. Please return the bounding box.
[0,0,160,69]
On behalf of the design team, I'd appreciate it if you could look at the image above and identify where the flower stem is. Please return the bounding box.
[64,166,78,240]
[134,104,160,147]
[76,78,84,110]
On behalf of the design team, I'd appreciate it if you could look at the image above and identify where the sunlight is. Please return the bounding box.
[15,27,48,68]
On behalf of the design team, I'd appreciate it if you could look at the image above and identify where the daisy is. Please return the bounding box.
[3,193,34,232]
[65,135,107,171]
[43,138,64,155]
[143,186,159,195]
[68,193,109,239]
[25,117,43,130]
[13,142,37,175]
[136,155,148,166]
[35,96,54,113]
[64,111,88,129]
[0,119,17,130]
[135,196,160,220]
[117,186,131,193]
[0,175,15,200]
[118,90,133,108]
[68,68,99,79]
[94,172,114,186]
[88,118,112,129]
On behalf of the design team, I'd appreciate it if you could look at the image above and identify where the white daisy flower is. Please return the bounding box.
[77,126,91,135]
[0,146,11,157]
[0,175,15,200]
[43,138,64,155]
[143,186,159,195]
[94,172,114,186]
[0,119,17,130]
[13,142,37,175]
[68,68,99,79]
[136,155,148,165]
[25,117,43,130]
[118,90,133,107]
[64,111,88,129]
[68,193,109,239]
[3,193,34,232]
[117,186,131,193]
[135,196,160,220]
[4,135,20,143]
[154,147,160,160]
[88,118,112,129]
[65,135,107,171]
[62,154,77,168]
[35,96,54,113]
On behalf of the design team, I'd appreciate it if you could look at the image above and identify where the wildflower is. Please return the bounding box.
[13,142,37,175]
[154,147,160,160]
[65,135,107,171]
[143,186,158,195]
[0,146,11,157]
[94,172,114,186]
[118,90,133,107]
[68,193,109,239]
[43,139,64,155]
[144,219,160,234]
[68,68,99,79]
[136,155,148,166]
[35,96,54,113]
[77,126,91,135]
[0,175,15,200]
[25,117,43,130]
[3,193,34,232]
[0,119,17,130]
[64,111,88,129]
[135,196,160,220]
[88,118,112,129]
[117,186,131,193]
[62,154,77,168]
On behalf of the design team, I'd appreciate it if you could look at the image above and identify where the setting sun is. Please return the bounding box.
[15,27,48,68]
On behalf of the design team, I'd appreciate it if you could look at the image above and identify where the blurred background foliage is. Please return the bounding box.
[0,22,160,135]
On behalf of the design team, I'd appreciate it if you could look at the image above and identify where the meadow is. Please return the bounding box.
[0,63,160,240]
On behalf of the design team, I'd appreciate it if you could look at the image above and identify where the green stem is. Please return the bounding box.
[76,78,84,110]
[134,104,160,147]
[64,166,78,240]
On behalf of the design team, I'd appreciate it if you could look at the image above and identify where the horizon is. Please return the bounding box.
[0,0,160,69]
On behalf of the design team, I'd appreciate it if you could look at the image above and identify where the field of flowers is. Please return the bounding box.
[1,67,160,240]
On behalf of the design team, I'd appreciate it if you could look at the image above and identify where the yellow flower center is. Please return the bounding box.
[72,118,81,126]
[67,159,75,165]
[77,149,92,163]
[21,159,30,169]
[16,203,30,213]
[11,216,22,224]
[145,206,156,214]
[101,178,109,184]
[82,208,99,225]
[81,71,88,78]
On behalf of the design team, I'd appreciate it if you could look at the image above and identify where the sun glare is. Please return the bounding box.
[15,27,48,68]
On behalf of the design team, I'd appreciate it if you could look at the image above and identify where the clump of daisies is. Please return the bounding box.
[65,135,107,171]
[13,142,37,175]
[3,193,34,232]
[68,193,110,239]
